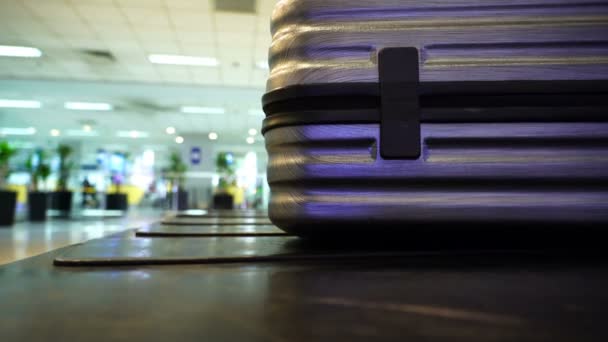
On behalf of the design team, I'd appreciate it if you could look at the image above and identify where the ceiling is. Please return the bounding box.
[0,0,277,146]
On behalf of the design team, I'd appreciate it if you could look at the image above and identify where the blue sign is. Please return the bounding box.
[190,147,201,165]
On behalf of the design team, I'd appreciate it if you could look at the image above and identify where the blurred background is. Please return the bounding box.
[0,0,278,220]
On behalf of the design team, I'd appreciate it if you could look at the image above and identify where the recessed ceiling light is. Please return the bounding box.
[0,45,42,58]
[248,128,257,136]
[248,109,265,116]
[0,127,36,135]
[0,99,42,109]
[208,132,218,140]
[246,136,255,144]
[181,106,225,114]
[148,54,219,67]
[166,126,176,135]
[50,129,60,137]
[175,136,184,144]
[256,61,269,70]
[65,102,112,111]
[67,129,98,137]
[116,130,149,138]
[83,124,92,132]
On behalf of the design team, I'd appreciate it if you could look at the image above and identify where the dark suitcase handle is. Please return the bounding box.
[378,47,421,159]
[377,47,608,160]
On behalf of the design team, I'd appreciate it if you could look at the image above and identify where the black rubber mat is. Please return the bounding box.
[136,224,288,237]
[171,209,268,218]
[161,217,272,226]
[52,235,600,267]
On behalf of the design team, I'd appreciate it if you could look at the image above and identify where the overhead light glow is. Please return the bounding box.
[148,54,219,67]
[83,124,92,132]
[0,45,42,58]
[0,99,42,109]
[0,127,36,135]
[166,126,176,135]
[65,102,112,111]
[248,109,265,116]
[117,130,149,138]
[50,129,60,137]
[208,132,218,140]
[67,129,98,137]
[175,136,184,144]
[248,128,257,136]
[256,61,269,70]
[181,106,225,114]
[246,137,255,144]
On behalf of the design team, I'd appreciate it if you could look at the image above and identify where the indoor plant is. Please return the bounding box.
[213,152,235,209]
[166,151,188,210]
[26,150,51,221]
[0,141,18,226]
[50,144,74,217]
[106,152,129,211]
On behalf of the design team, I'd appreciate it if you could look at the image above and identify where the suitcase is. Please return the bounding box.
[261,0,608,236]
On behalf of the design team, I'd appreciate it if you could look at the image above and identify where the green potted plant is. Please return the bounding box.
[166,151,188,210]
[213,152,235,209]
[105,152,129,211]
[51,144,74,217]
[0,141,18,226]
[26,149,51,222]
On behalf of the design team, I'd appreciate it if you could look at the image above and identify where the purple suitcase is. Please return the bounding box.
[261,0,608,236]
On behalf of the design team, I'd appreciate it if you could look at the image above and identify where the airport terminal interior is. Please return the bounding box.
[1,0,608,341]
[1,0,272,264]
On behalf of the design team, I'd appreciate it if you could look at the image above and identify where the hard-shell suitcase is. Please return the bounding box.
[261,0,608,236]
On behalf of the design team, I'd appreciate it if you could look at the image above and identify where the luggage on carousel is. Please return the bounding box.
[261,0,608,236]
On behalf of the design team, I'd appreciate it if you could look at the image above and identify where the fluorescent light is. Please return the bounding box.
[67,129,98,137]
[166,126,176,135]
[246,137,255,144]
[248,109,265,116]
[83,124,92,132]
[50,129,60,137]
[248,128,257,136]
[148,54,219,67]
[0,99,42,109]
[175,136,184,144]
[65,102,112,111]
[208,132,218,140]
[181,106,225,114]
[256,61,269,70]
[0,45,42,58]
[0,127,36,135]
[117,130,149,138]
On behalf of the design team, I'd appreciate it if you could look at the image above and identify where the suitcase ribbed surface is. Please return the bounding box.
[268,0,608,91]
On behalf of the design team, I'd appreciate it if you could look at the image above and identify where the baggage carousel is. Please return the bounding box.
[1,211,607,341]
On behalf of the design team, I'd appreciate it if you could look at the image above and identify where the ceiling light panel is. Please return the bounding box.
[0,45,42,58]
[148,54,219,67]
[65,102,113,111]
[0,99,42,109]
[181,106,225,114]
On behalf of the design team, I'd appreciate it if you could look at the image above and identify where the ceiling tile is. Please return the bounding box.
[216,32,255,48]
[175,30,215,45]
[25,1,81,23]
[122,7,171,28]
[192,69,221,85]
[74,4,126,24]
[115,0,164,8]
[215,13,256,33]
[166,0,213,11]
[169,10,213,32]
[0,1,32,19]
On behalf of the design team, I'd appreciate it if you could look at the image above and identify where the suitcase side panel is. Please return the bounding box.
[264,122,608,232]
[268,0,608,90]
